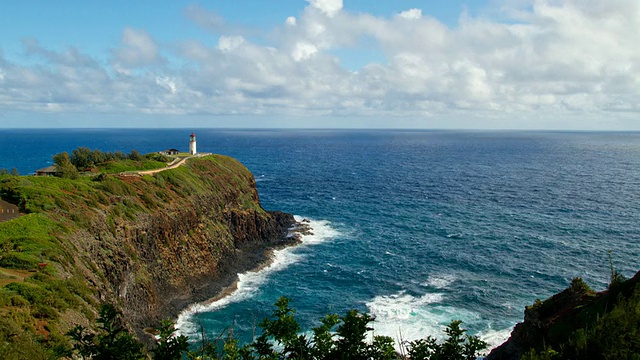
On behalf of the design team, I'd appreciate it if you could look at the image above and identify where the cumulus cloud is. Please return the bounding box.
[2,0,640,128]
[113,28,162,70]
[398,9,422,20]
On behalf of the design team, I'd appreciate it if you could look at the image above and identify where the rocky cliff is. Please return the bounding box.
[0,155,296,355]
[487,271,640,359]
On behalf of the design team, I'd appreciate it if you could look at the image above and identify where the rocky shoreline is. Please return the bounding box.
[133,210,302,343]
[168,213,312,317]
[171,217,315,330]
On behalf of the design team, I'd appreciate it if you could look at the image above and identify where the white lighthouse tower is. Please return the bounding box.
[189,133,197,155]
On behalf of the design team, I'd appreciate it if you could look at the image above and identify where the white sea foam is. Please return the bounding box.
[367,291,445,322]
[366,290,455,347]
[365,289,505,352]
[477,327,513,354]
[422,273,457,289]
[175,216,339,336]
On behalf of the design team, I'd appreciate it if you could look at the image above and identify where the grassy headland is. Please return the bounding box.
[0,151,293,359]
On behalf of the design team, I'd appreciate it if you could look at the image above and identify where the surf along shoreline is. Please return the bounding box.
[173,217,316,336]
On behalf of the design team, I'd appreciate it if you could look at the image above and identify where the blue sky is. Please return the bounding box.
[1,1,482,66]
[1,0,639,129]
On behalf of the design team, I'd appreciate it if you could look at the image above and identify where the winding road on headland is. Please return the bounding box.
[121,153,210,177]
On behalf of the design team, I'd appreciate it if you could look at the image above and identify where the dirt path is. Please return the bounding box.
[128,153,212,176]
[118,153,212,177]
[136,156,192,175]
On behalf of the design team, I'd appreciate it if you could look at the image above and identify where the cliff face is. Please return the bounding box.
[487,271,640,360]
[0,155,295,349]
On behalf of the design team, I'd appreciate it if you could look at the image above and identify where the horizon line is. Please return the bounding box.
[2,127,640,133]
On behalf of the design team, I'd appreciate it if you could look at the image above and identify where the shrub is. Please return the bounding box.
[405,320,487,360]
[67,304,146,360]
[570,277,592,295]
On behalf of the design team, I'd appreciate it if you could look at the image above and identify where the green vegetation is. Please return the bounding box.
[67,147,169,172]
[404,320,487,360]
[0,271,95,359]
[0,168,19,176]
[64,298,485,360]
[98,159,167,174]
[509,269,640,360]
[67,304,146,360]
[53,152,79,179]
[522,285,640,360]
[51,147,170,177]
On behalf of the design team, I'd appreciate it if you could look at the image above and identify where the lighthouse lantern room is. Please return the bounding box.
[189,133,197,155]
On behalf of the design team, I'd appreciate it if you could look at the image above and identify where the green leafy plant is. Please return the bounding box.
[151,319,190,360]
[405,320,487,360]
[67,304,146,360]
[179,297,485,360]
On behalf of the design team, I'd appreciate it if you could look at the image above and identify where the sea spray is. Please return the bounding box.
[365,277,511,352]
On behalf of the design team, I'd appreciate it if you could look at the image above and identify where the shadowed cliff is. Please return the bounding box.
[488,271,640,360]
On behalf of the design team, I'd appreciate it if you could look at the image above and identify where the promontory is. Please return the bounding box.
[0,153,296,358]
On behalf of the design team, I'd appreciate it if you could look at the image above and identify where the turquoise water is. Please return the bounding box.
[2,129,640,350]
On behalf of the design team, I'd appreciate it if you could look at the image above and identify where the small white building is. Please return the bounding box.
[189,133,197,155]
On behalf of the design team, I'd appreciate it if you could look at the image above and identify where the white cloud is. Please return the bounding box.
[113,28,162,69]
[218,36,245,52]
[286,16,297,26]
[398,9,422,20]
[2,0,640,128]
[307,0,343,18]
[155,76,177,94]
[292,42,319,61]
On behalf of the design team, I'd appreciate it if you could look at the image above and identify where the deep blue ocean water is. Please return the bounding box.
[1,129,639,351]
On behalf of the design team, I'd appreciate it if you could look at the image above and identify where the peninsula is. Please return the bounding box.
[0,150,296,358]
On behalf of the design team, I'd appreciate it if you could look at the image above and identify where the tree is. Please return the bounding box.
[70,299,489,360]
[334,310,378,359]
[0,168,17,175]
[67,304,145,359]
[246,297,399,359]
[71,146,94,169]
[254,296,310,358]
[152,320,190,360]
[608,250,626,290]
[129,150,144,161]
[53,151,79,179]
[405,320,487,360]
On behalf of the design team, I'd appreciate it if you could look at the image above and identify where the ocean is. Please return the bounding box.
[1,129,639,351]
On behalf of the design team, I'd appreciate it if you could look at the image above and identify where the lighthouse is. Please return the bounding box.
[189,133,197,155]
